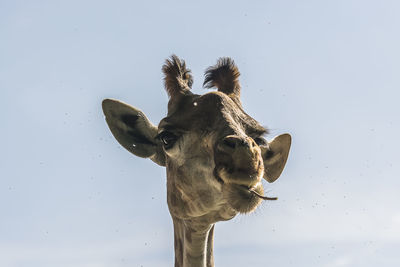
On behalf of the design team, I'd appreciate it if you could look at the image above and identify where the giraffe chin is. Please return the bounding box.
[222,183,264,214]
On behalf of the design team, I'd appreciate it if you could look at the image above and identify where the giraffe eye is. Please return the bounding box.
[157,131,178,149]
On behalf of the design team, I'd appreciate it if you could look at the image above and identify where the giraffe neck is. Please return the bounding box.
[172,217,215,267]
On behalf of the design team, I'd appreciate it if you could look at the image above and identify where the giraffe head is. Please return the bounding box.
[102,55,291,223]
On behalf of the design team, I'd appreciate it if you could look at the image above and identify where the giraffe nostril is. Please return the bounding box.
[242,139,251,148]
[221,136,255,150]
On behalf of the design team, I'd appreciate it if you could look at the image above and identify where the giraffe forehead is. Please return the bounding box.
[159,91,266,136]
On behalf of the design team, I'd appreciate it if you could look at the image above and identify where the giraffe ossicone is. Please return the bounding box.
[102,55,291,267]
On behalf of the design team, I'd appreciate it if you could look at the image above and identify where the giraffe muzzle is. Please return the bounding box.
[215,135,264,188]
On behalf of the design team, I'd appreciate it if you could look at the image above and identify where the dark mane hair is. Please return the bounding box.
[203,57,241,97]
[162,54,193,97]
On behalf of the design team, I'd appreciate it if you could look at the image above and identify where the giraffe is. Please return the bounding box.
[102,55,291,267]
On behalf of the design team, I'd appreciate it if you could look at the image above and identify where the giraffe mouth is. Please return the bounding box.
[221,182,277,213]
[215,166,277,200]
[214,164,264,188]
[215,166,277,196]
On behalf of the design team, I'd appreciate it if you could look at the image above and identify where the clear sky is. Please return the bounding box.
[1,0,399,266]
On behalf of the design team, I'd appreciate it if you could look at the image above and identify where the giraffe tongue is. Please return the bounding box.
[248,188,278,201]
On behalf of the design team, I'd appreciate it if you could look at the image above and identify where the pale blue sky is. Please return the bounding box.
[1,0,399,266]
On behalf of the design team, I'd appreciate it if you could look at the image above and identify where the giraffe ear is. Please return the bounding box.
[261,134,291,183]
[102,99,166,166]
